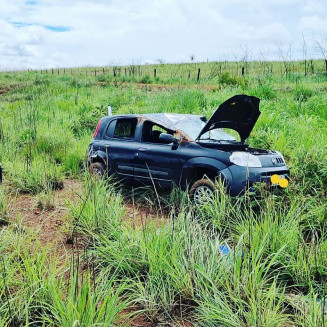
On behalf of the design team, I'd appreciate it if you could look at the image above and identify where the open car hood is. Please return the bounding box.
[196,95,260,143]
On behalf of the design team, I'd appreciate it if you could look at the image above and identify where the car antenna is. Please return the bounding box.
[108,105,112,116]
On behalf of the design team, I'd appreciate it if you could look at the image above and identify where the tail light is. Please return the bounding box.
[93,120,101,138]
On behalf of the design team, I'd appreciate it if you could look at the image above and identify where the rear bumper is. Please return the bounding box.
[221,164,290,196]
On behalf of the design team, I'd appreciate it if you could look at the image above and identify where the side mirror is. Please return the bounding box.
[159,133,179,149]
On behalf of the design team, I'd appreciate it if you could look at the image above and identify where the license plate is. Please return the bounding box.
[271,174,285,185]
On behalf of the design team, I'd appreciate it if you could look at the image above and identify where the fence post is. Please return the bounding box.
[188,71,190,79]
[325,60,327,75]
[58,69,59,75]
[94,69,96,76]
[64,68,65,74]
[103,68,105,74]
[125,68,127,76]
[154,68,157,78]
[52,68,54,75]
[113,68,116,77]
[197,68,201,81]
[241,67,245,76]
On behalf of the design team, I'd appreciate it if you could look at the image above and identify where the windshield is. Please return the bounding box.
[174,118,236,141]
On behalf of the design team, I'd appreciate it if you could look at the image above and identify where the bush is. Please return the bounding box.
[218,71,240,86]
[140,74,152,84]
[294,85,313,101]
[249,84,276,100]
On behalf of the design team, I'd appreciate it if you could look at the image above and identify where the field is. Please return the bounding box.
[0,60,327,326]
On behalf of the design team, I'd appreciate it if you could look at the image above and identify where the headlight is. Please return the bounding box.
[230,152,262,168]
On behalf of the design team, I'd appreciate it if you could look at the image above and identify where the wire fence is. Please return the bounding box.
[1,59,327,82]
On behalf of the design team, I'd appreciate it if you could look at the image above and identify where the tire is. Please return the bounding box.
[88,162,105,178]
[189,178,216,204]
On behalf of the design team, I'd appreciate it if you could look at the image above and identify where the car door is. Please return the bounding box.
[133,121,182,188]
[103,117,139,179]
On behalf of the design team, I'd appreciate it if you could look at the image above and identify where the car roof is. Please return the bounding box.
[106,113,205,131]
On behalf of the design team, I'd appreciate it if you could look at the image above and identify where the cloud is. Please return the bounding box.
[0,0,326,69]
[298,15,327,34]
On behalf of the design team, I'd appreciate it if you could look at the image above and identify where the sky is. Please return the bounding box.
[0,0,327,69]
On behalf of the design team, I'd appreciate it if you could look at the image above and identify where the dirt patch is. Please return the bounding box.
[8,179,83,257]
[0,86,13,95]
[121,307,194,327]
[124,201,168,228]
[7,179,167,253]
[0,83,23,96]
[135,82,219,92]
[96,80,219,92]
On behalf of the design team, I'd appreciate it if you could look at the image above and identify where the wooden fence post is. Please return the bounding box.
[154,68,157,78]
[125,68,127,76]
[197,68,201,81]
[241,67,245,76]
[52,68,54,75]
[64,68,65,74]
[188,71,190,79]
[103,68,105,74]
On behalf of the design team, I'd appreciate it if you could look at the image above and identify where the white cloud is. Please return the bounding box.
[0,0,326,69]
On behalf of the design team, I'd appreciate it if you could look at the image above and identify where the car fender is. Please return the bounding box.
[181,157,232,187]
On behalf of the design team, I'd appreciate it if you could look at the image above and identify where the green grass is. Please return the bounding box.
[1,60,327,325]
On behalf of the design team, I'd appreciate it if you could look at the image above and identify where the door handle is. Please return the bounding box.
[138,147,147,152]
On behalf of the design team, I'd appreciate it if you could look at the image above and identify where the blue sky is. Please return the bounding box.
[0,0,327,69]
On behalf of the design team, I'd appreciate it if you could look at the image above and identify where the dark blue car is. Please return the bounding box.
[87,95,289,202]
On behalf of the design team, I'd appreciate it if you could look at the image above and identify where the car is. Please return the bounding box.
[86,94,290,202]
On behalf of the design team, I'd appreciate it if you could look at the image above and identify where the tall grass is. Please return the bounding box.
[1,62,327,325]
[0,226,131,326]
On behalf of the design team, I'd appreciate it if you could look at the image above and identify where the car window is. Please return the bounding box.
[105,120,116,138]
[142,121,173,143]
[113,118,137,139]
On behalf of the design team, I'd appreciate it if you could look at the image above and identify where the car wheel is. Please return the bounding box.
[189,178,215,204]
[88,162,105,178]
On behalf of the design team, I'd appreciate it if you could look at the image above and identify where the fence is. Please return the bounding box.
[2,59,327,82]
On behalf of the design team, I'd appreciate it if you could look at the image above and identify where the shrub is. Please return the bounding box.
[218,71,240,86]
[140,74,152,84]
[249,84,276,100]
[294,85,313,101]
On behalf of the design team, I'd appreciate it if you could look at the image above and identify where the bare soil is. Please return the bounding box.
[8,179,82,257]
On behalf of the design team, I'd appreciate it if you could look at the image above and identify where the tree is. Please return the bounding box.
[313,34,327,75]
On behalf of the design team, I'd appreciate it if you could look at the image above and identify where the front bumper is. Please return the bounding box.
[220,164,290,196]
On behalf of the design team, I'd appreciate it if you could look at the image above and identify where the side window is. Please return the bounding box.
[142,121,174,143]
[105,120,116,138]
[113,118,137,139]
